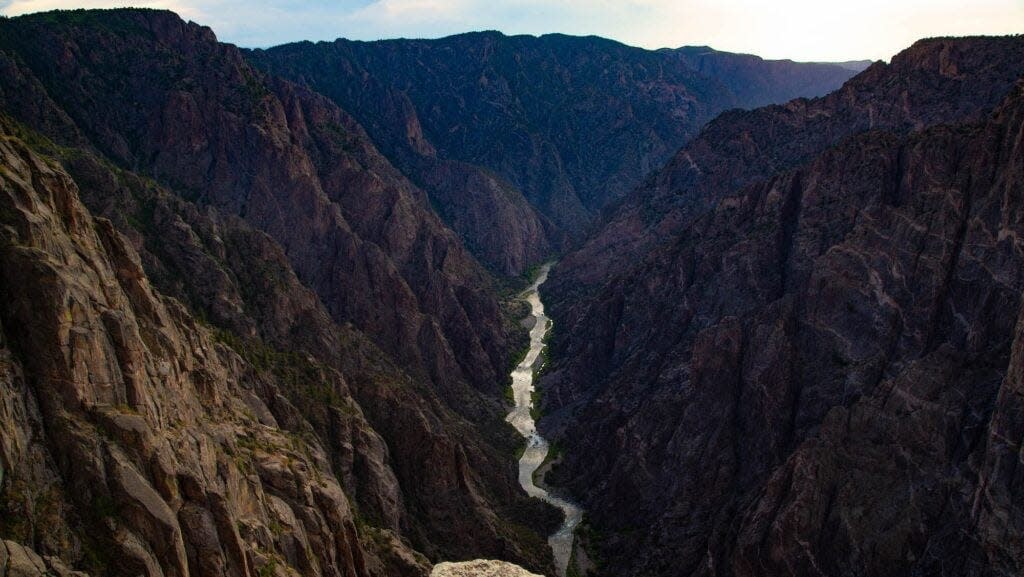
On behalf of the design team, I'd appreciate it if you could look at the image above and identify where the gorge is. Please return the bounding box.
[1,6,1023,577]
[432,263,579,577]
[504,264,582,577]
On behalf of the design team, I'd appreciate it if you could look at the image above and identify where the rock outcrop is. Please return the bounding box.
[540,37,1024,577]
[430,560,543,577]
[0,540,88,577]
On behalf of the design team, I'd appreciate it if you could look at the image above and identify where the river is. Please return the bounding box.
[505,263,583,577]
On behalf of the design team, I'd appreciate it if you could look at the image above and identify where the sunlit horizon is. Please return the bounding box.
[2,0,1023,62]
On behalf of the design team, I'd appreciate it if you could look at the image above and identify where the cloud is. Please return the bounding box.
[349,0,469,23]
[2,0,1023,60]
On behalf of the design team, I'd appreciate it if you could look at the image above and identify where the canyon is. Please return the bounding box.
[504,264,582,577]
[249,35,863,274]
[1,7,1023,577]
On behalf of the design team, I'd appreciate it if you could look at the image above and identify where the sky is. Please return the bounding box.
[1,0,1022,61]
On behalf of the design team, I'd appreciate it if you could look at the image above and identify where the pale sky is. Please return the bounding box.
[1,0,1022,61]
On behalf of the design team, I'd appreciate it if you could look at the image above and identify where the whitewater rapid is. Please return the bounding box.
[505,263,583,577]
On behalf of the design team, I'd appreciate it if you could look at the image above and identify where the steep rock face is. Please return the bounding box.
[249,33,860,268]
[0,127,403,577]
[553,35,1024,292]
[56,146,554,570]
[405,157,562,277]
[0,540,89,577]
[0,9,506,406]
[0,9,558,574]
[539,68,1024,576]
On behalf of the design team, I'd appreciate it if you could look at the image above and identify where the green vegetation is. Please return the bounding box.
[0,113,170,249]
[499,288,533,402]
[0,476,60,548]
[258,558,278,577]
[92,493,118,520]
[523,263,544,285]
[112,403,141,415]
[224,442,255,475]
[572,515,608,576]
[530,387,543,421]
[566,544,583,577]
[126,194,158,237]
[80,533,117,576]
[240,66,272,111]
[495,259,555,299]
[510,338,532,370]
[352,507,433,569]
[324,122,360,153]
[213,328,346,408]
[513,439,528,460]
[235,432,274,454]
[503,336,531,406]
[0,114,81,162]
[529,319,553,420]
[14,8,152,35]
[532,442,562,486]
[267,519,285,537]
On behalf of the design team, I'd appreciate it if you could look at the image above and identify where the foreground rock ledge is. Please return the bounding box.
[430,560,544,577]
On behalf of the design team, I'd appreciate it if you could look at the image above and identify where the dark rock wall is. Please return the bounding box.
[541,38,1024,577]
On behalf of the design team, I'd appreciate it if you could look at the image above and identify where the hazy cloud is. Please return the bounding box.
[2,0,1023,60]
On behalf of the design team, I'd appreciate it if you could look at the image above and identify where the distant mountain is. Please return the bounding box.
[670,46,873,108]
[540,35,1024,577]
[831,59,875,71]
[249,34,861,274]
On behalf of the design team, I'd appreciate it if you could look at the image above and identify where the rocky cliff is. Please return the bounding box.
[540,37,1024,576]
[0,10,508,404]
[0,9,559,576]
[249,34,860,272]
[0,122,410,577]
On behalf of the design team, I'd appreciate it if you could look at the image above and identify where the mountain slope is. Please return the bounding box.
[249,34,861,273]
[0,120,405,577]
[552,35,1024,292]
[0,10,508,402]
[0,9,559,575]
[539,37,1024,577]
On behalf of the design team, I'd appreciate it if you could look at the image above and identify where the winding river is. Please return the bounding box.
[505,263,583,577]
